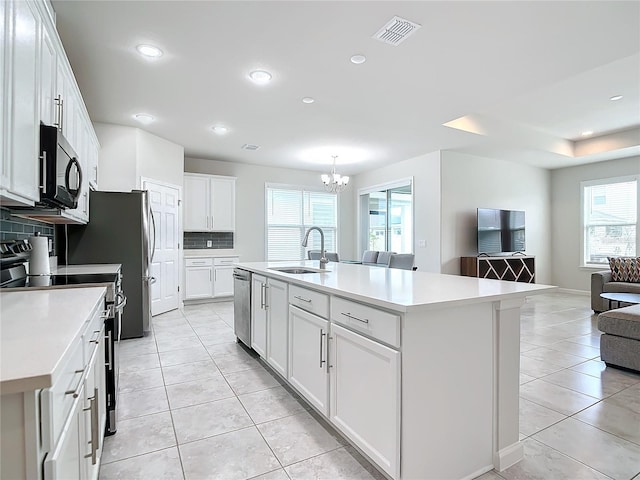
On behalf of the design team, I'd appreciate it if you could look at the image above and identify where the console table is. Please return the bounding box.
[461,256,535,283]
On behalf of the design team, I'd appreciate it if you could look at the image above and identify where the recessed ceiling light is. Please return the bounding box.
[302,97,315,104]
[610,95,623,101]
[133,113,154,124]
[249,70,272,84]
[211,125,229,135]
[581,131,593,137]
[350,54,366,65]
[136,44,163,58]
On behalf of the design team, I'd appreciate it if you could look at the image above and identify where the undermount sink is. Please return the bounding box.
[269,266,330,274]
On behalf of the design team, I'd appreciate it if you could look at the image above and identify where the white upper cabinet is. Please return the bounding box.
[183,173,236,232]
[1,0,40,206]
[1,0,99,212]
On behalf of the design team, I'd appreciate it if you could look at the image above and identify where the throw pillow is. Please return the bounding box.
[608,256,640,283]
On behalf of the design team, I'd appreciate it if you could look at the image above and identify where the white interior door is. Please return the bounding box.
[143,179,181,316]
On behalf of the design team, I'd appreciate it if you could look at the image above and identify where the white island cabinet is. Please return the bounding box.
[0,287,108,480]
[235,260,556,480]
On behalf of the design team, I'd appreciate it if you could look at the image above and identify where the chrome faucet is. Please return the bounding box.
[302,226,328,269]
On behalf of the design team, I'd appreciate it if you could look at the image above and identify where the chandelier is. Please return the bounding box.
[321,156,350,193]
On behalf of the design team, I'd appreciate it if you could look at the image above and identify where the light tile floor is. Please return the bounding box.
[99,293,640,480]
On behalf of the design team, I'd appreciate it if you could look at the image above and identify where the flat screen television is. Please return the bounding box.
[477,208,525,254]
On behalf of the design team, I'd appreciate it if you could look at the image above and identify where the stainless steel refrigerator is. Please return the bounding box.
[63,190,155,339]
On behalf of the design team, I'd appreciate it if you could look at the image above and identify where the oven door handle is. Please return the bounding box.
[114,292,127,312]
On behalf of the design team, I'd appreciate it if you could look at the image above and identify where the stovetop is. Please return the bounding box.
[2,273,119,289]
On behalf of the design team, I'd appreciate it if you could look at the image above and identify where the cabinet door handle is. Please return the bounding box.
[264,284,269,309]
[294,295,312,303]
[54,95,62,129]
[209,269,212,281]
[327,335,333,372]
[83,389,99,464]
[340,312,369,324]
[260,283,265,309]
[319,330,326,368]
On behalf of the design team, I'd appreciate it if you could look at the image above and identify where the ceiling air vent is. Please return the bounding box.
[241,144,260,151]
[373,16,421,46]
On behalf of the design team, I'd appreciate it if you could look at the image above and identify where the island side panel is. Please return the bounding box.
[402,302,494,479]
[493,298,525,470]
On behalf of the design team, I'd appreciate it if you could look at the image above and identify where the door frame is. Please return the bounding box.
[141,176,183,312]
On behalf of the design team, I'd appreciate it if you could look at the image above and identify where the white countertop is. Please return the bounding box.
[54,263,121,275]
[237,261,556,312]
[184,249,238,258]
[0,287,106,394]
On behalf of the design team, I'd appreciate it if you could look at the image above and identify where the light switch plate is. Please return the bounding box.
[207,240,213,247]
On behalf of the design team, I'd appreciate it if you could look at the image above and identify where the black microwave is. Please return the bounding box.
[39,124,82,209]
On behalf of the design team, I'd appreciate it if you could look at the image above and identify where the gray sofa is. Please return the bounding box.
[591,270,640,313]
[598,304,640,372]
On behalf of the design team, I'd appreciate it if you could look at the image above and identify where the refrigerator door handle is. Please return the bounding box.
[149,207,157,264]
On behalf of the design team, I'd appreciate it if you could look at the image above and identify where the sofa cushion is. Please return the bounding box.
[608,257,640,283]
[598,304,640,340]
[602,282,640,295]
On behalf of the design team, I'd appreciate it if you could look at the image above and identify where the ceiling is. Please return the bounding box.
[52,1,640,175]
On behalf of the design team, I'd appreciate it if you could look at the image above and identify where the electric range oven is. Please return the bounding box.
[0,247,125,436]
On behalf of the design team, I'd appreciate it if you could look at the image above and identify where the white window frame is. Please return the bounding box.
[265,183,340,261]
[580,174,639,268]
[357,177,414,257]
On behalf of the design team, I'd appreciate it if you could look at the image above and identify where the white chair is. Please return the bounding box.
[308,250,339,262]
[388,253,415,270]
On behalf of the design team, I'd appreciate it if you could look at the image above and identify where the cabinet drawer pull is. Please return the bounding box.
[294,295,312,303]
[83,389,99,464]
[191,261,206,265]
[340,312,369,324]
[65,369,85,397]
[89,330,101,344]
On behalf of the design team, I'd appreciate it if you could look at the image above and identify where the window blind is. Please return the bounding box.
[583,179,637,264]
[267,186,337,261]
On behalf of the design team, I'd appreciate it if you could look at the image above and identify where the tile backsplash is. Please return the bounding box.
[0,208,55,251]
[184,231,233,249]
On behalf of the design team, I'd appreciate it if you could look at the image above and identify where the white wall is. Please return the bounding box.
[94,123,184,192]
[440,151,552,284]
[185,157,356,262]
[136,129,184,189]
[352,151,442,273]
[94,124,137,192]
[550,156,640,291]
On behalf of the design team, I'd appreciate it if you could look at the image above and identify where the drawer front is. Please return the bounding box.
[214,256,239,266]
[289,284,329,318]
[40,339,85,451]
[331,297,401,348]
[185,257,213,267]
[82,303,107,364]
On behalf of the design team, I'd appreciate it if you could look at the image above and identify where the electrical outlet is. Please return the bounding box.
[206,240,213,248]
[418,239,426,248]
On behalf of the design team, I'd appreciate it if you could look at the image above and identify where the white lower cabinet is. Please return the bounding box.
[251,274,268,357]
[251,275,288,371]
[185,265,214,300]
[288,305,329,415]
[266,279,288,377]
[185,257,238,300]
[329,323,400,479]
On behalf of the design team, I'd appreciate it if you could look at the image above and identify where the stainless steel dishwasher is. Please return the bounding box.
[233,268,252,347]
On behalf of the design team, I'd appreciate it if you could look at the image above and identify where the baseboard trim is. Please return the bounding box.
[557,288,589,296]
[494,441,524,471]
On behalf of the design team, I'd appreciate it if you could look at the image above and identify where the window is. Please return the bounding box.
[582,176,638,266]
[266,185,337,261]
[359,179,413,254]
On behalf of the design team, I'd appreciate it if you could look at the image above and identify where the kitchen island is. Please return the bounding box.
[1,287,108,480]
[235,260,556,480]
